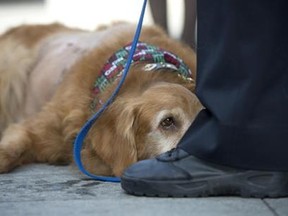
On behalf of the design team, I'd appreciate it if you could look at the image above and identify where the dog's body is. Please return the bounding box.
[0,22,201,176]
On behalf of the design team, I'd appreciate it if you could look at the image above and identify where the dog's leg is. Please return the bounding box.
[0,109,83,173]
[0,123,36,173]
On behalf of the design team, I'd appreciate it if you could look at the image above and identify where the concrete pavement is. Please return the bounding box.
[0,164,287,216]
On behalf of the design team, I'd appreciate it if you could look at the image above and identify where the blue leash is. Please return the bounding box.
[73,0,147,183]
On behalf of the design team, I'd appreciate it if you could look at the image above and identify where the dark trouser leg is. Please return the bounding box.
[149,0,168,31]
[150,0,197,48]
[179,0,288,171]
[182,0,197,48]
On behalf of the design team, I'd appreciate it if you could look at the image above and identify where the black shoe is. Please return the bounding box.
[121,148,288,198]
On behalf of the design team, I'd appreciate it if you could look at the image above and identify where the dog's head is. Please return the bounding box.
[83,67,201,176]
[81,41,200,176]
[116,81,201,159]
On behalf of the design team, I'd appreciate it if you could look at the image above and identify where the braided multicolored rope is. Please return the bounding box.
[90,42,193,111]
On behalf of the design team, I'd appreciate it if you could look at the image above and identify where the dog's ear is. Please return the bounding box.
[115,103,138,147]
[87,99,139,177]
[110,101,139,176]
[80,148,113,176]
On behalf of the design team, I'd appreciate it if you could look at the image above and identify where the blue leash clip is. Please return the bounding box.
[73,0,148,183]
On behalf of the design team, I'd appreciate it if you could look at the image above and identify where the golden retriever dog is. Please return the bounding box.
[0,22,201,177]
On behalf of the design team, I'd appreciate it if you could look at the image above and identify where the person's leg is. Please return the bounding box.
[149,0,168,32]
[180,0,288,171]
[182,0,197,48]
[121,0,288,197]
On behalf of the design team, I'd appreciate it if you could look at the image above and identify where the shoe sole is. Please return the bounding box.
[121,171,288,198]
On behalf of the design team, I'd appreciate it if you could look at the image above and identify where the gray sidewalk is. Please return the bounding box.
[0,164,287,216]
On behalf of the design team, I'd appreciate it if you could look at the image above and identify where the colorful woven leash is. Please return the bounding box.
[73,0,148,182]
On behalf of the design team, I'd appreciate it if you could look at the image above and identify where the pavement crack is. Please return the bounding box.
[262,199,280,216]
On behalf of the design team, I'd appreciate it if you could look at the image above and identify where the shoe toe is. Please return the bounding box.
[122,157,191,181]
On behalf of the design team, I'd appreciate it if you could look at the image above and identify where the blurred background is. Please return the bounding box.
[0,0,186,40]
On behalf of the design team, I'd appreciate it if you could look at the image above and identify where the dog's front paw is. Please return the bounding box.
[0,147,18,173]
[0,124,32,173]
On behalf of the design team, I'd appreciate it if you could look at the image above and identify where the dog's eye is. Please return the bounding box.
[160,117,175,130]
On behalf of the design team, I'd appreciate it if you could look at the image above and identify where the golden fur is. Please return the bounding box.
[0,22,201,176]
